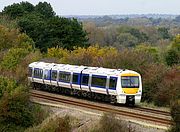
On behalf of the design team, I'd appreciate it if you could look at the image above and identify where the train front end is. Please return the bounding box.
[116,70,142,105]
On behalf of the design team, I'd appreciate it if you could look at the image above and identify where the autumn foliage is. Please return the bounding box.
[0,2,180,130]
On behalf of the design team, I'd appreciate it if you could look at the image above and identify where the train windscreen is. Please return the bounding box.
[121,76,139,88]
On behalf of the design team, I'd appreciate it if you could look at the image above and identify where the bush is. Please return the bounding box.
[0,15,18,29]
[26,115,71,132]
[154,68,180,106]
[0,76,17,98]
[0,25,34,51]
[170,100,180,132]
[15,50,42,84]
[92,113,134,132]
[0,87,34,128]
[0,47,30,70]
[0,50,42,84]
[165,49,179,66]
[141,64,167,103]
[49,45,157,71]
[55,115,71,132]
[0,77,47,131]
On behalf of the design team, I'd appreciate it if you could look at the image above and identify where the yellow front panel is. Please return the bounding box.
[122,88,139,94]
[121,73,139,76]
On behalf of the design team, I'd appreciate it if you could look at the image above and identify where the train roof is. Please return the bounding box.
[29,62,138,76]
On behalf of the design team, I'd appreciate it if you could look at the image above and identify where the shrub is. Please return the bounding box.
[55,115,71,132]
[0,47,30,70]
[0,76,17,98]
[26,115,71,132]
[50,45,119,67]
[0,77,47,131]
[154,68,180,106]
[0,50,42,84]
[170,100,180,132]
[0,25,34,51]
[15,50,42,84]
[140,64,167,103]
[47,47,69,59]
[0,87,34,128]
[0,15,18,29]
[92,113,134,132]
[165,49,179,66]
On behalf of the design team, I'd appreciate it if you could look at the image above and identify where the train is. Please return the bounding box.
[28,62,142,106]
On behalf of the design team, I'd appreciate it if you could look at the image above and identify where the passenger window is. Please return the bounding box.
[59,71,71,83]
[39,69,43,79]
[91,75,106,88]
[44,70,49,79]
[81,74,89,86]
[73,73,79,84]
[109,77,117,90]
[34,68,43,79]
[51,70,57,81]
[34,69,38,78]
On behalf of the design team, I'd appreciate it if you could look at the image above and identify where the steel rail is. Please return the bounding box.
[134,107,170,116]
[30,90,173,125]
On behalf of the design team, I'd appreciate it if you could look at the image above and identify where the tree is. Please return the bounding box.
[129,28,148,43]
[18,14,88,52]
[0,47,30,70]
[158,27,170,39]
[165,49,179,66]
[135,44,159,61]
[2,1,89,52]
[2,1,34,19]
[117,26,148,44]
[0,77,33,130]
[165,35,180,66]
[0,25,34,51]
[117,33,138,47]
[18,12,46,50]
[35,2,55,18]
[171,34,180,51]
[0,15,18,29]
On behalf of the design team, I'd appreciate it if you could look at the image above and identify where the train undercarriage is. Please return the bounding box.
[31,82,117,104]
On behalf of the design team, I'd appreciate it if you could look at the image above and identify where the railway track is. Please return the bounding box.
[134,106,171,116]
[30,90,173,126]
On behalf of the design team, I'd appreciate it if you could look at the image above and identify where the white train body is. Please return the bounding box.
[28,62,142,105]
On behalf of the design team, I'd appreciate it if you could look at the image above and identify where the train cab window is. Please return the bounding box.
[51,70,57,81]
[81,74,89,86]
[28,67,32,77]
[121,76,139,88]
[44,69,50,80]
[59,71,71,83]
[109,77,117,90]
[91,75,107,88]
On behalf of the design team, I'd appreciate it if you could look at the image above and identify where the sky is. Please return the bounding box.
[0,0,180,15]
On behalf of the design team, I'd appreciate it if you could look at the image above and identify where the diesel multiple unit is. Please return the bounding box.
[28,62,142,105]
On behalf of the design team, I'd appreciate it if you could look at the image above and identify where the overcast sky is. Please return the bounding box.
[0,0,180,15]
